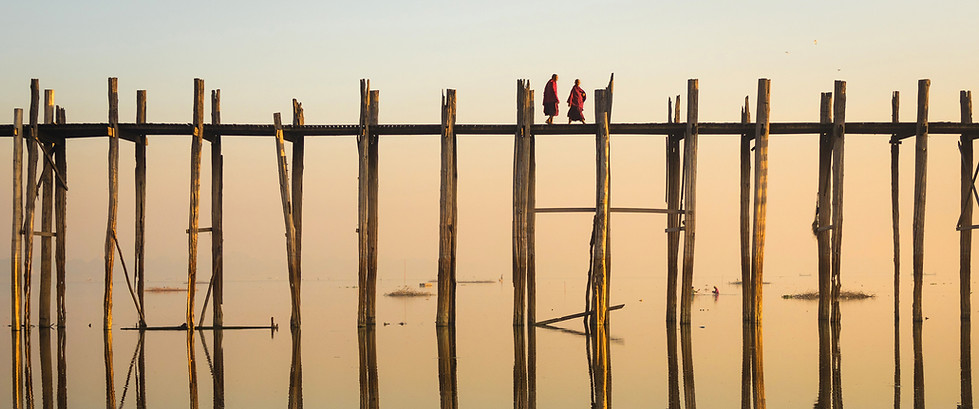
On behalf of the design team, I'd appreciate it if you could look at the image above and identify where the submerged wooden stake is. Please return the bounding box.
[437,89,458,326]
[679,79,699,325]
[187,78,204,329]
[104,77,119,330]
[960,90,972,320]
[830,80,847,323]
[817,92,832,321]
[912,79,930,323]
[135,90,147,328]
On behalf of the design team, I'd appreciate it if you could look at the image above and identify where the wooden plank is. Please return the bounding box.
[912,79,929,323]
[891,91,901,322]
[290,98,303,330]
[740,96,752,322]
[135,90,147,328]
[817,92,833,321]
[593,89,610,329]
[11,108,23,330]
[357,79,371,327]
[367,90,380,326]
[39,90,54,327]
[437,89,458,326]
[680,79,699,325]
[187,78,204,329]
[533,304,624,326]
[666,96,681,322]
[211,90,224,328]
[961,90,973,321]
[751,79,771,326]
[273,112,300,329]
[830,80,847,324]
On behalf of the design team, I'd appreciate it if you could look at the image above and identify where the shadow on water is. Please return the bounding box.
[963,319,974,409]
[437,326,458,409]
[359,327,379,409]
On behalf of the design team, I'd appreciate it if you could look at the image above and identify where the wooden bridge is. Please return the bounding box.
[4,76,976,337]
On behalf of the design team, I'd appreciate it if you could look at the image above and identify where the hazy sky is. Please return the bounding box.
[3,0,979,302]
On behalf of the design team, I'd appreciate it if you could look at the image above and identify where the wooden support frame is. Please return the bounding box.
[912,79,929,322]
[679,79,699,325]
[437,89,458,326]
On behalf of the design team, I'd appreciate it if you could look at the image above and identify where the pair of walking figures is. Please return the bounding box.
[543,74,587,125]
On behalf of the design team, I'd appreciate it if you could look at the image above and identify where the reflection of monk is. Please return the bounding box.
[567,79,587,124]
[543,74,559,124]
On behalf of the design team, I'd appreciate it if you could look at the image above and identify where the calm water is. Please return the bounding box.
[3,272,976,408]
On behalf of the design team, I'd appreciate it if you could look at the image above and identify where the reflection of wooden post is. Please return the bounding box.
[288,328,302,409]
[57,327,66,408]
[273,113,300,329]
[186,330,199,409]
[105,78,119,330]
[666,97,681,322]
[960,90,973,320]
[752,322,766,409]
[891,92,901,323]
[25,79,40,327]
[816,321,831,407]
[962,319,973,408]
[137,330,147,408]
[751,79,771,325]
[437,326,458,409]
[11,108,23,330]
[437,90,458,326]
[817,93,832,322]
[680,79,699,325]
[667,322,681,409]
[893,303,901,409]
[680,321,696,409]
[593,91,610,329]
[358,327,379,409]
[513,327,528,409]
[741,322,753,409]
[912,79,929,323]
[187,78,204,329]
[39,89,54,328]
[211,329,223,409]
[830,81,846,323]
[104,330,116,409]
[135,90,147,328]
[211,90,224,328]
[40,328,53,407]
[740,97,752,322]
[913,320,924,409]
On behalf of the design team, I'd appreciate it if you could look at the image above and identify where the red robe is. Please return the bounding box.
[567,85,587,121]
[543,79,559,116]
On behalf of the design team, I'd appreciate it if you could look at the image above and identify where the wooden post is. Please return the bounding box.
[740,96,752,321]
[187,78,204,329]
[11,108,23,330]
[357,79,372,327]
[367,90,380,326]
[289,98,303,329]
[39,89,54,327]
[912,79,929,323]
[55,107,66,328]
[527,93,537,326]
[751,79,771,325]
[593,90,610,329]
[830,80,847,323]
[25,79,39,328]
[211,90,224,328]
[437,90,458,326]
[817,92,833,322]
[135,90,147,328]
[273,113,300,329]
[666,96,681,322]
[960,90,972,320]
[891,91,901,323]
[104,77,118,330]
[512,80,531,326]
[679,79,699,325]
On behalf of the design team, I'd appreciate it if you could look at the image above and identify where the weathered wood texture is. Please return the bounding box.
[817,92,833,321]
[54,107,67,328]
[962,319,974,408]
[751,79,771,325]
[437,89,458,326]
[680,320,696,409]
[830,80,846,323]
[680,79,699,325]
[593,90,611,329]
[527,126,537,326]
[960,90,972,320]
[104,78,118,329]
[11,108,23,329]
[740,97,752,321]
[212,90,224,327]
[437,326,459,409]
[358,327,379,409]
[367,90,380,326]
[891,91,901,322]
[273,113,300,329]
[357,80,374,327]
[666,96,681,322]
[912,79,929,323]
[135,90,147,328]
[512,80,532,326]
[289,98,303,329]
[187,78,204,328]
[23,80,39,329]
[39,89,54,327]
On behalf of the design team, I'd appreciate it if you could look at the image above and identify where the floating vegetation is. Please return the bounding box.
[146,286,184,293]
[425,279,497,284]
[729,280,771,285]
[782,290,875,300]
[385,286,433,297]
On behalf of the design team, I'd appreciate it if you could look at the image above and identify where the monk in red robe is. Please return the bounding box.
[567,79,587,124]
[543,74,559,124]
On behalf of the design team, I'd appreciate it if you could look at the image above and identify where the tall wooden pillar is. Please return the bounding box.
[593,90,611,329]
[11,108,24,330]
[960,90,973,320]
[751,78,771,326]
[512,80,532,326]
[830,80,847,323]
[187,78,204,328]
[679,79,699,325]
[912,79,929,323]
[666,97,681,322]
[272,113,300,329]
[25,79,39,327]
[817,92,833,321]
[39,89,54,327]
[357,79,373,327]
[891,91,901,322]
[437,89,458,326]
[135,90,147,328]
[289,98,304,328]
[55,102,67,325]
[367,90,380,326]
[211,90,224,327]
[104,78,119,330]
[740,96,752,321]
